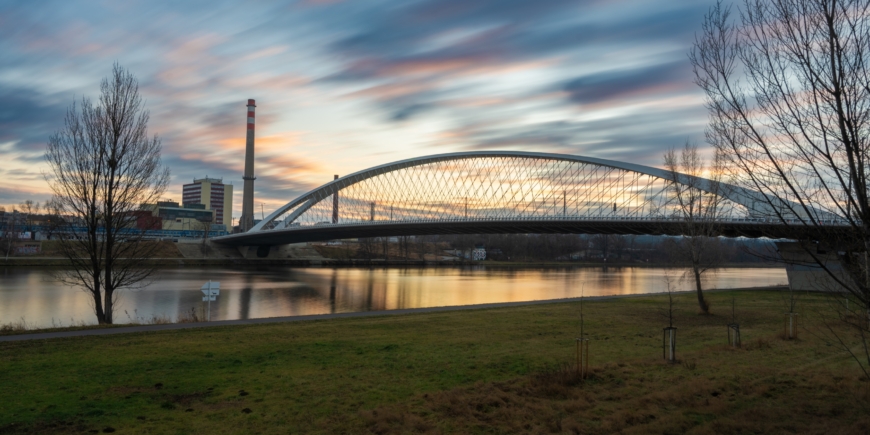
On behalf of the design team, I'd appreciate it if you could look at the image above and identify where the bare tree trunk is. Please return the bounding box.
[693,263,708,313]
[92,270,105,324]
[104,288,114,324]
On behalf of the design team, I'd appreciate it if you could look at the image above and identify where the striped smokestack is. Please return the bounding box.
[239,99,256,232]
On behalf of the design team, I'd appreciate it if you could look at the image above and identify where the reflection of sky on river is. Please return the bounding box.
[0,267,788,328]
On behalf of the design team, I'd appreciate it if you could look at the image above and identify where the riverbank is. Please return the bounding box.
[0,286,786,339]
[0,256,780,268]
[1,289,866,434]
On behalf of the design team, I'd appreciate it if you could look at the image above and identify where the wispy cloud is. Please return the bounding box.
[0,0,716,215]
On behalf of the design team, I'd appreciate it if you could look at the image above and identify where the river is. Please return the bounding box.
[0,266,788,328]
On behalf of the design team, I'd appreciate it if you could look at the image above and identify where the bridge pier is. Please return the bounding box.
[332,174,339,224]
[776,242,854,292]
[237,243,325,260]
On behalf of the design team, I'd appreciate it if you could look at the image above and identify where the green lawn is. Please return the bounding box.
[1,290,868,434]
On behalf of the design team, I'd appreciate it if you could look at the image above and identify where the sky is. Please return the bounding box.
[0,0,717,221]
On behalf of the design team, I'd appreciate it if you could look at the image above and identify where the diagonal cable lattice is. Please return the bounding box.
[253,152,755,232]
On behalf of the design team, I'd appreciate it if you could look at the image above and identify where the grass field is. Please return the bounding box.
[1,290,868,434]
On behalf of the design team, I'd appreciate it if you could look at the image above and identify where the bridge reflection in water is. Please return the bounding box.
[0,267,787,328]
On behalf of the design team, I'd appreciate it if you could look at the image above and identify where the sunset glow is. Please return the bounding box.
[0,0,716,218]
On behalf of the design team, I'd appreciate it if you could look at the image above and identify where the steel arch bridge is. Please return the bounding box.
[213,151,823,247]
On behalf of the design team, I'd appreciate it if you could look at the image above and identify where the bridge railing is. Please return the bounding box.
[258,214,853,232]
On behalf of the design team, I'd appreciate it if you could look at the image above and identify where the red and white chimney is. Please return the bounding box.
[240,99,257,232]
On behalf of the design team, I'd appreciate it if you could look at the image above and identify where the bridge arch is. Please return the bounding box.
[215,151,814,246]
[252,151,765,231]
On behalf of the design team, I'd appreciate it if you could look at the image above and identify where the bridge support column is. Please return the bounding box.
[237,243,326,260]
[776,242,854,292]
[332,174,339,224]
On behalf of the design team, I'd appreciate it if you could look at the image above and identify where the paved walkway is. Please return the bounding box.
[0,287,783,343]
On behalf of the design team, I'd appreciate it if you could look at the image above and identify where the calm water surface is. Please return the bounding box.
[0,266,788,328]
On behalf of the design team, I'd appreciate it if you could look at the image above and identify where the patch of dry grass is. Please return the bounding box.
[0,318,31,333]
[360,360,870,434]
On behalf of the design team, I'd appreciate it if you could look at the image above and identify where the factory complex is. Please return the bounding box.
[136,98,256,234]
[138,176,234,232]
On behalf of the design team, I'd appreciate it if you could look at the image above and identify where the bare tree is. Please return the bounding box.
[358,237,376,261]
[42,198,65,240]
[195,218,212,258]
[661,273,677,329]
[692,0,870,372]
[405,236,413,260]
[18,200,40,228]
[610,235,629,261]
[45,63,169,324]
[663,143,727,313]
[591,234,611,261]
[1,208,15,260]
[416,235,428,261]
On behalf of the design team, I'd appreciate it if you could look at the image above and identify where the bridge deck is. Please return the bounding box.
[213,218,831,246]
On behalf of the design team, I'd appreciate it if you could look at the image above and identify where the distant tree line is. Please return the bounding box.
[431,233,774,264]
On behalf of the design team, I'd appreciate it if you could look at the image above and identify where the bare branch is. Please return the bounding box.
[691,0,870,369]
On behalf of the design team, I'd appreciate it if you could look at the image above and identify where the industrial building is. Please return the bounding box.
[141,201,216,231]
[182,177,233,226]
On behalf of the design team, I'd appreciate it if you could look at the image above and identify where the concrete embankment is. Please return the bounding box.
[0,256,459,267]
